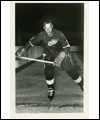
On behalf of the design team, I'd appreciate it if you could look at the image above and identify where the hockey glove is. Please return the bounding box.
[54,51,66,67]
[15,47,27,61]
[15,41,32,61]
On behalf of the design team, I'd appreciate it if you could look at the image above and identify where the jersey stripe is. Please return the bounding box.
[63,44,70,48]
[29,41,34,47]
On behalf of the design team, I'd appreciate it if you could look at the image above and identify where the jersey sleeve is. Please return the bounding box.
[59,32,71,54]
[59,32,70,47]
[29,31,44,46]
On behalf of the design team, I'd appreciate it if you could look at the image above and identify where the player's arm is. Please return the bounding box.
[15,40,34,60]
[54,32,70,67]
[15,32,43,60]
[60,32,70,54]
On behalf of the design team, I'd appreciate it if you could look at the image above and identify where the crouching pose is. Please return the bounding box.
[15,19,83,101]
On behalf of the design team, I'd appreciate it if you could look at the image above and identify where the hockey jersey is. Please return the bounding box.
[30,29,70,56]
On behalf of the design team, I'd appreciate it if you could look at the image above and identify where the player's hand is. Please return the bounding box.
[15,52,21,61]
[15,46,25,61]
[54,51,66,67]
[15,56,21,61]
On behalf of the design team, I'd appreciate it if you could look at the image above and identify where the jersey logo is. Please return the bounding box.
[48,38,58,46]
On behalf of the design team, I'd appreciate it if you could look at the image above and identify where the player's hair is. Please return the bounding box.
[43,19,53,26]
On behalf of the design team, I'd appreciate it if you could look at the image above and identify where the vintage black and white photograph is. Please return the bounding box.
[11,1,89,118]
[15,2,84,113]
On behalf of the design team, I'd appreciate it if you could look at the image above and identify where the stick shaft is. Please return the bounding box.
[19,57,54,64]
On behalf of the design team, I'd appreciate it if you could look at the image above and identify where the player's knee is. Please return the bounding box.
[67,68,79,80]
[44,66,54,80]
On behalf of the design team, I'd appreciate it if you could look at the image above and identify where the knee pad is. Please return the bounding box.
[67,68,79,80]
[44,66,54,80]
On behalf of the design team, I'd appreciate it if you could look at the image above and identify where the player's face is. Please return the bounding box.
[43,23,53,36]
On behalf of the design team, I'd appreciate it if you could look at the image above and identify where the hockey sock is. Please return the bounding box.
[74,76,84,91]
[67,68,83,91]
[46,78,54,89]
[44,66,54,89]
[74,75,83,84]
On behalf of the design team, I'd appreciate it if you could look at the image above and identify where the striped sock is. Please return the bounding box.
[46,78,54,89]
[74,76,84,91]
[74,76,82,83]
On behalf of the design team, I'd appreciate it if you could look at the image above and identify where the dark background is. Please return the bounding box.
[15,3,84,47]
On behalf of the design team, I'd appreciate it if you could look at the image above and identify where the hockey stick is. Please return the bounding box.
[19,56,54,64]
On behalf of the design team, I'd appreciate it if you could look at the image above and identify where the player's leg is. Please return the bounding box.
[43,54,55,100]
[44,65,55,100]
[61,54,84,91]
[67,68,83,91]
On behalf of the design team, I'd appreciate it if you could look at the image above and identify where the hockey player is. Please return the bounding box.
[15,19,83,101]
